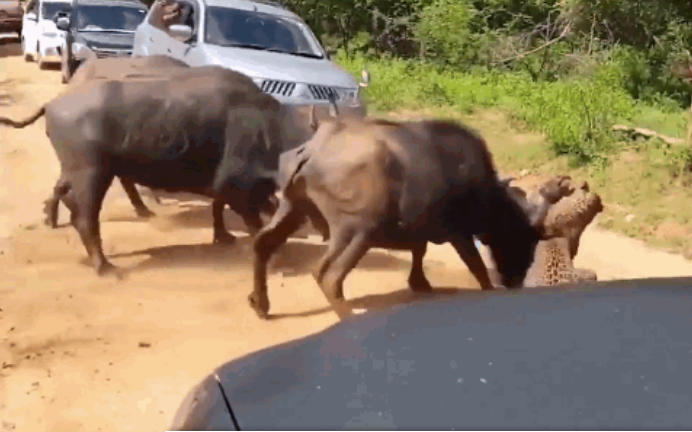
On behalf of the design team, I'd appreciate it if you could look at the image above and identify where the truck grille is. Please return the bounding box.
[94,49,132,59]
[308,84,342,101]
[259,79,296,97]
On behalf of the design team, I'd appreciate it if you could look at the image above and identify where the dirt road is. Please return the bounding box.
[1,38,692,432]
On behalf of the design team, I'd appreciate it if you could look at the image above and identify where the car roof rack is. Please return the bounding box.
[74,0,146,4]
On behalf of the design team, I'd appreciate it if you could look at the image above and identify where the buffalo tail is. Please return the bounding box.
[0,107,46,128]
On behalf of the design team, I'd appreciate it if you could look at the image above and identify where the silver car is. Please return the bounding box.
[132,0,368,113]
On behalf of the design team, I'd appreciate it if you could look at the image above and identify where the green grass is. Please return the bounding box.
[337,51,692,258]
[339,51,646,165]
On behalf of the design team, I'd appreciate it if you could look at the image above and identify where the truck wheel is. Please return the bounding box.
[22,37,32,62]
[37,44,49,70]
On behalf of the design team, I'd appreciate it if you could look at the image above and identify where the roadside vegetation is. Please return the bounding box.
[283,0,692,257]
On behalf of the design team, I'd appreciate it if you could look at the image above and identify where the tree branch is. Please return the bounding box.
[496,23,572,64]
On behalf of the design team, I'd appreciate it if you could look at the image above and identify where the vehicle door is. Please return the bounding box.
[132,0,159,57]
[22,0,38,52]
[137,0,199,63]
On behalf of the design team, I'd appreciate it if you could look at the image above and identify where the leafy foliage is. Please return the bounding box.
[147,0,692,166]
[339,52,637,166]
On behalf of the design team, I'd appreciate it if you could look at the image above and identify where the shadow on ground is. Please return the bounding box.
[109,236,413,275]
[0,39,21,58]
[265,287,477,321]
[131,204,320,239]
[39,62,61,71]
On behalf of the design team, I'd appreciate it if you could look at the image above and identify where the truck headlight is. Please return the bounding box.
[72,42,95,60]
[341,89,358,103]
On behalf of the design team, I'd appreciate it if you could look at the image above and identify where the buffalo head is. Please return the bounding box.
[476,175,575,288]
[505,175,576,237]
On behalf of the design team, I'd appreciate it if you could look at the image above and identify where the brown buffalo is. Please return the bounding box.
[0,65,319,275]
[250,116,562,318]
[45,56,344,243]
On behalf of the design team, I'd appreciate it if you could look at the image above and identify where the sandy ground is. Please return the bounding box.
[1,36,692,432]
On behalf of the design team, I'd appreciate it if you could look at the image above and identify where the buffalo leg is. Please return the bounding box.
[226,197,266,237]
[43,176,70,228]
[212,199,236,244]
[315,228,371,318]
[150,189,162,205]
[240,212,265,236]
[312,227,353,286]
[408,242,433,292]
[450,235,495,290]
[120,178,155,218]
[63,168,117,276]
[250,198,306,318]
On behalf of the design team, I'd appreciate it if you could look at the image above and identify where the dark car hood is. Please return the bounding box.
[172,277,692,430]
[76,31,134,49]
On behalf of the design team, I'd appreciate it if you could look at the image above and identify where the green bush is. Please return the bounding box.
[609,42,692,108]
[416,0,474,67]
[339,52,637,165]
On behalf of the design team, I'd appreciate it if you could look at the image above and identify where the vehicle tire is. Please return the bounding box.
[22,37,32,62]
[37,44,48,70]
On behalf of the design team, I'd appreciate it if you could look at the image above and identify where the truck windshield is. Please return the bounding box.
[75,4,147,32]
[205,6,323,59]
[41,2,71,20]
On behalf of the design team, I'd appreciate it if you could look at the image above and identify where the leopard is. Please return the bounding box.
[522,237,598,287]
[483,175,604,288]
[523,178,604,287]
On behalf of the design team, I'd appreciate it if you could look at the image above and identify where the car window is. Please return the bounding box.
[41,2,71,20]
[75,5,147,32]
[204,6,322,58]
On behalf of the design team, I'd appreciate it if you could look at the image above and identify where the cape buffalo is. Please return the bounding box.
[47,55,235,242]
[0,65,317,276]
[250,116,562,318]
[48,57,349,240]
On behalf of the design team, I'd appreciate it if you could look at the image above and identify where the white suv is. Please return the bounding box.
[21,0,71,68]
[132,0,368,114]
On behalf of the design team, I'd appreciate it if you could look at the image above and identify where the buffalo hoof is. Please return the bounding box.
[408,276,433,293]
[42,203,58,229]
[213,231,237,245]
[248,292,270,319]
[44,216,58,229]
[327,298,354,321]
[96,262,127,280]
[135,208,156,219]
[246,225,261,237]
